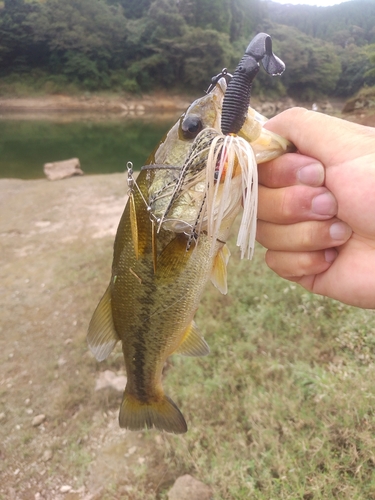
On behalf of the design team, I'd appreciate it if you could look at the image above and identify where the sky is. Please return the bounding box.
[270,0,351,5]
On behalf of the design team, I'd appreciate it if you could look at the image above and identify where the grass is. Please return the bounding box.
[9,241,375,498]
[2,175,375,499]
[0,71,82,97]
[158,240,375,499]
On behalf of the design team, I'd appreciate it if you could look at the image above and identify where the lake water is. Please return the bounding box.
[0,112,181,179]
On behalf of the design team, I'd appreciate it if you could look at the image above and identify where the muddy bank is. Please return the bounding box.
[2,92,375,125]
[0,92,193,116]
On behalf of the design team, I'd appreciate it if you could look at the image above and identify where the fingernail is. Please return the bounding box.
[329,221,352,240]
[311,192,337,216]
[298,163,324,186]
[325,248,338,263]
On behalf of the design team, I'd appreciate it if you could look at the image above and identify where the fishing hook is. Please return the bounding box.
[127,161,160,225]
[126,161,134,194]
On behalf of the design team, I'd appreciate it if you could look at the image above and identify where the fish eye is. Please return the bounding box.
[181,114,203,139]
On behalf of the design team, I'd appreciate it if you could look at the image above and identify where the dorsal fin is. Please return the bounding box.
[87,284,120,361]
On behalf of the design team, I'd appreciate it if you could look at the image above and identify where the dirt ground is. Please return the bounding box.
[1,96,374,499]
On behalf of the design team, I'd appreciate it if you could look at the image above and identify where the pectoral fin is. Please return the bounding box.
[156,234,192,279]
[87,284,119,361]
[174,321,210,357]
[210,244,231,294]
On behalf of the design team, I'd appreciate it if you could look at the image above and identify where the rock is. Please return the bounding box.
[342,89,375,114]
[42,449,53,462]
[320,100,333,112]
[60,485,72,493]
[32,414,46,427]
[57,356,67,367]
[167,475,213,500]
[259,101,276,117]
[342,97,356,113]
[43,158,84,181]
[95,370,127,392]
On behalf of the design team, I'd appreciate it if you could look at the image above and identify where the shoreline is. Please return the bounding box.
[0,92,194,114]
[1,92,374,128]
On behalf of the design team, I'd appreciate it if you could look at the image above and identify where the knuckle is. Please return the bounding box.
[281,185,312,221]
[300,224,316,250]
[297,251,316,271]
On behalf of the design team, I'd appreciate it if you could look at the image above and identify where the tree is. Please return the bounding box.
[124,0,235,91]
[0,0,43,73]
[28,0,128,86]
[267,25,341,99]
[108,0,151,20]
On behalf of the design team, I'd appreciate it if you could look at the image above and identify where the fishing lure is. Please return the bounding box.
[221,32,285,135]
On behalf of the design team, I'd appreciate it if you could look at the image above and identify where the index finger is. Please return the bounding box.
[264,107,375,166]
[258,152,325,188]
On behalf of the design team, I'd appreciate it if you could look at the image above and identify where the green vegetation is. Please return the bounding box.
[267,1,375,99]
[2,175,375,498]
[160,237,375,499]
[1,0,375,98]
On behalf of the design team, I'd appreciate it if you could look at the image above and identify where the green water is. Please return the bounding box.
[0,115,180,179]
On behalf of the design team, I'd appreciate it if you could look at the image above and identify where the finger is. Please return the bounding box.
[258,185,338,224]
[264,107,375,165]
[264,249,337,281]
[256,219,352,252]
[258,152,325,188]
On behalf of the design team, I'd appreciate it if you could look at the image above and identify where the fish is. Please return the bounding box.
[87,34,294,434]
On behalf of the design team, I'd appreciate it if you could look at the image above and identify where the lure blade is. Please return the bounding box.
[129,194,139,260]
[151,219,157,273]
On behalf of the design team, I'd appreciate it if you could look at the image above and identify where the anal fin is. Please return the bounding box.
[87,284,119,361]
[174,321,210,357]
[210,244,231,294]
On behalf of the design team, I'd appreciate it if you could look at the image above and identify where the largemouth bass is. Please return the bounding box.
[88,34,294,434]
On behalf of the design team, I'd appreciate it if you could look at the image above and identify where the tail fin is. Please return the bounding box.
[119,392,187,434]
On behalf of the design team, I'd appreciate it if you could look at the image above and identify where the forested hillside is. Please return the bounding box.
[0,0,374,99]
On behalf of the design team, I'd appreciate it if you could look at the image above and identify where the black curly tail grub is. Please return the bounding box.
[221,33,285,135]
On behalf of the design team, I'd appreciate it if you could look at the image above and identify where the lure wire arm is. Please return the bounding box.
[206,68,233,94]
[127,161,161,225]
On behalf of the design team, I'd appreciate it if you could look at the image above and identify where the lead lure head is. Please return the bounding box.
[206,67,233,94]
[221,33,285,135]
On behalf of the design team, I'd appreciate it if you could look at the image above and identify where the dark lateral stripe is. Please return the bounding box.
[133,338,148,402]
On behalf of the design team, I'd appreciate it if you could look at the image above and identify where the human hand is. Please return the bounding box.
[257,107,375,309]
